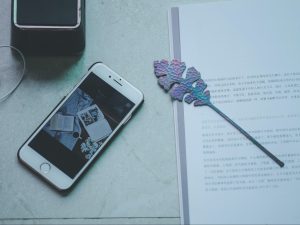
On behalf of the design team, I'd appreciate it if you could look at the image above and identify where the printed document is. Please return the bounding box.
[170,0,300,224]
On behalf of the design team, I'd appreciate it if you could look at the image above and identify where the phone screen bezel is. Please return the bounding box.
[18,63,144,191]
[13,0,82,30]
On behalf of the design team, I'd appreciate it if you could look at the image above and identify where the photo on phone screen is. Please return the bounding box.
[29,73,135,178]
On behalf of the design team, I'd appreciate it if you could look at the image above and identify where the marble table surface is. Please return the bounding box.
[0,0,205,224]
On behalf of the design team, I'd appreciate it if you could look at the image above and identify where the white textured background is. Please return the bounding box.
[0,0,205,224]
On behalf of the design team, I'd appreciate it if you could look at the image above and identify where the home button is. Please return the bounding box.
[40,163,51,174]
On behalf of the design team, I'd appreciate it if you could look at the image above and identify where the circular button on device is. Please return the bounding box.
[40,163,51,174]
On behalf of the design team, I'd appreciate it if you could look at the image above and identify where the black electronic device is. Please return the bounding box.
[11,0,85,55]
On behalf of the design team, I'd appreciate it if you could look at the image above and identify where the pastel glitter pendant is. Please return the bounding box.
[154,59,284,168]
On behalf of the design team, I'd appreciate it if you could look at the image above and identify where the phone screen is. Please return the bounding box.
[16,0,79,26]
[29,73,135,178]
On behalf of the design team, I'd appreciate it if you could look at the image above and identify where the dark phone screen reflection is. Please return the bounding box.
[29,73,135,178]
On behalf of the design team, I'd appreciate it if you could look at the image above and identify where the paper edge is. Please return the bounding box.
[168,7,190,225]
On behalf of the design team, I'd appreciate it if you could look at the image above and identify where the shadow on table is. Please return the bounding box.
[25,56,82,81]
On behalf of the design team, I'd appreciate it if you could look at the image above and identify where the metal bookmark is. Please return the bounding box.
[154,59,284,168]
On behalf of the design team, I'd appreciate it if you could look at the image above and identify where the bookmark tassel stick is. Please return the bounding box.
[154,59,284,168]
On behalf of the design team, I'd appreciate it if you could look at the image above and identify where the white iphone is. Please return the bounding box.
[18,63,144,191]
